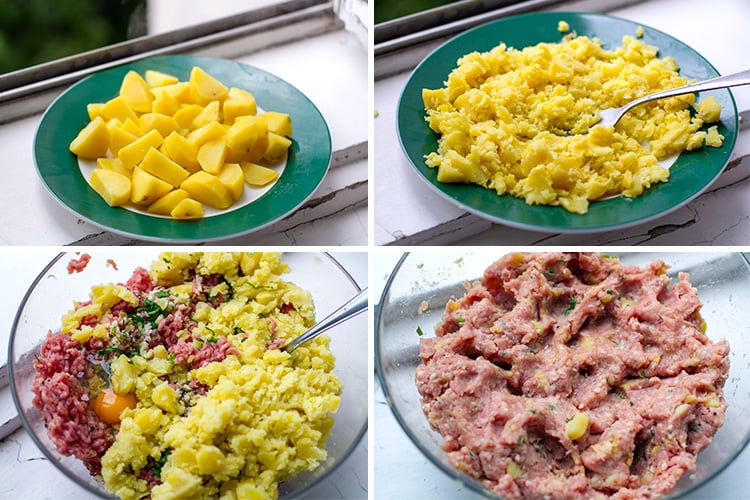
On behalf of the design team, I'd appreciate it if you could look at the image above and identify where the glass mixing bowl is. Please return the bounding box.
[376,251,750,499]
[9,251,367,499]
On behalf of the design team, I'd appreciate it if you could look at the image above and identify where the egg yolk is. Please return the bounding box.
[93,388,137,425]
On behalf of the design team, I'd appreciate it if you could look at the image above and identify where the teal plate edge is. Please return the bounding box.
[34,54,332,242]
[396,12,738,233]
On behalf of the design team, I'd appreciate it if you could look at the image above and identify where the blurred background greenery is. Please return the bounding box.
[0,0,146,74]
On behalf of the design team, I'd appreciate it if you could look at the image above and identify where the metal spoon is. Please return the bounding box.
[596,68,750,128]
[281,288,368,353]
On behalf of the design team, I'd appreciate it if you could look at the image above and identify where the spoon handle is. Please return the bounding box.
[282,288,368,352]
[624,68,750,112]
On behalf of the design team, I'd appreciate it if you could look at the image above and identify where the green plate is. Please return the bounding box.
[34,55,331,242]
[397,12,738,233]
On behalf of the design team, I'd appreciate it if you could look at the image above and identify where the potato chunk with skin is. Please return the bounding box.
[69,116,109,159]
[90,168,131,207]
[139,147,190,187]
[181,171,233,209]
[240,161,279,186]
[131,166,173,206]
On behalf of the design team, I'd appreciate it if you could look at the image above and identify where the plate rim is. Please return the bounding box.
[396,11,739,234]
[33,54,332,243]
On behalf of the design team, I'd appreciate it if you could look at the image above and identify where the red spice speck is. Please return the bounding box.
[106,259,118,271]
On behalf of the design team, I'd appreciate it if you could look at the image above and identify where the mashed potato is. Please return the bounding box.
[422,28,724,213]
[86,252,342,500]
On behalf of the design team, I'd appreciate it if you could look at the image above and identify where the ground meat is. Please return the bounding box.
[416,253,729,500]
[125,267,154,293]
[32,331,114,474]
[67,253,91,274]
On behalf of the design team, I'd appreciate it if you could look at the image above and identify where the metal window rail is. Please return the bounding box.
[0,0,346,123]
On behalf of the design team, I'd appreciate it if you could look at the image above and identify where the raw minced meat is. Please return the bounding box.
[416,252,729,499]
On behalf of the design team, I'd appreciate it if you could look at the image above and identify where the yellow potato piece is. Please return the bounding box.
[97,157,131,177]
[87,102,105,121]
[258,111,292,137]
[131,166,173,206]
[140,113,179,138]
[90,168,131,207]
[147,189,190,215]
[120,118,143,138]
[119,71,154,113]
[191,100,221,129]
[186,121,226,148]
[107,123,138,156]
[223,87,257,123]
[145,69,178,87]
[240,161,279,187]
[245,119,268,163]
[226,116,260,154]
[170,198,204,218]
[262,132,292,163]
[139,147,190,187]
[69,116,109,159]
[181,171,233,209]
[173,104,204,129]
[162,131,200,173]
[156,81,192,104]
[150,90,181,116]
[197,136,228,175]
[100,96,140,124]
[216,162,244,201]
[189,66,228,104]
[119,129,164,168]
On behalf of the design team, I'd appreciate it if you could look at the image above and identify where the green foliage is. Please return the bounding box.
[0,0,146,74]
[375,0,462,24]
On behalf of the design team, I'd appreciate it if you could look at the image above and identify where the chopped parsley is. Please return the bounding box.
[149,448,172,477]
[517,435,525,446]
[563,295,577,315]
[456,317,465,324]
[416,326,424,336]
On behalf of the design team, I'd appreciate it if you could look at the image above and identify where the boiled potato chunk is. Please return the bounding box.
[131,166,173,206]
[187,121,226,148]
[69,116,109,159]
[216,163,244,201]
[191,100,220,129]
[240,161,279,186]
[226,116,259,154]
[189,66,228,104]
[90,169,131,207]
[263,132,292,163]
[147,189,190,215]
[87,103,105,121]
[258,112,292,137]
[245,119,268,162]
[151,90,181,116]
[173,104,203,129]
[120,71,154,113]
[119,129,164,168]
[197,136,227,175]
[170,198,204,219]
[107,122,138,156]
[223,87,257,123]
[140,113,178,138]
[162,131,200,173]
[100,96,140,124]
[97,157,131,177]
[139,147,190,187]
[181,171,233,209]
[145,69,178,88]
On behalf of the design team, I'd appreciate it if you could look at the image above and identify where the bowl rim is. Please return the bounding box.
[8,251,367,500]
[375,251,750,500]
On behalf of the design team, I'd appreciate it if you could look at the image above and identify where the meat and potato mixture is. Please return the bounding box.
[416,253,729,499]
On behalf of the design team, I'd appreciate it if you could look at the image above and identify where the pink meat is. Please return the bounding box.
[417,253,729,500]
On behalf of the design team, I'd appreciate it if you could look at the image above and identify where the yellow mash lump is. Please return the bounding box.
[422,31,724,213]
[99,252,342,500]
